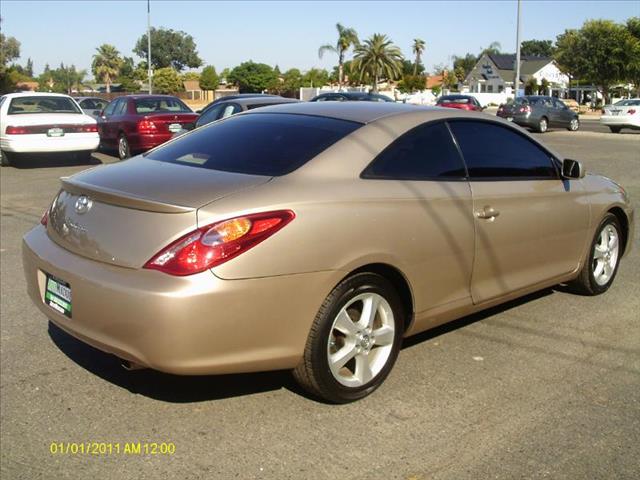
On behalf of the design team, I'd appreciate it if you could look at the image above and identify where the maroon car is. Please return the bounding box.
[436,95,483,112]
[98,95,198,159]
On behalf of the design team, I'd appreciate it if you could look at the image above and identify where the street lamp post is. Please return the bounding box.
[514,0,522,98]
[147,0,152,94]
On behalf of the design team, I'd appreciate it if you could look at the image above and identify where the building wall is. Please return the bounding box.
[532,62,569,87]
[465,54,508,94]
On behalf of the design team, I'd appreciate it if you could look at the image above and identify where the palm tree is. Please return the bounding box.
[352,34,404,93]
[318,23,359,90]
[92,44,123,93]
[412,38,426,75]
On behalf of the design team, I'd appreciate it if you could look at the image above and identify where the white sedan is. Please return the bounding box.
[600,98,640,133]
[0,92,100,166]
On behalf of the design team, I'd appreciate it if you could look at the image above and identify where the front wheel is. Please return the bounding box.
[570,213,622,295]
[118,134,130,160]
[609,126,622,134]
[293,273,404,403]
[0,150,11,167]
[568,118,580,131]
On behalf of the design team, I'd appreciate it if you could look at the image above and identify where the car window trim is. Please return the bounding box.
[360,119,470,182]
[446,118,562,181]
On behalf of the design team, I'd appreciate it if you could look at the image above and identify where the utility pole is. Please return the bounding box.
[514,0,522,98]
[147,0,152,94]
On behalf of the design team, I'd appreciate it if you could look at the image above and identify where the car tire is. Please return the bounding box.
[293,272,404,403]
[0,150,11,167]
[537,116,548,133]
[570,213,622,296]
[567,118,580,131]
[609,126,622,134]
[118,134,130,160]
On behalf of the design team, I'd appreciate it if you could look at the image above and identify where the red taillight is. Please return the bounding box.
[81,124,98,133]
[138,120,158,134]
[40,209,49,226]
[144,210,295,276]
[5,126,30,134]
[628,109,636,115]
[518,105,532,113]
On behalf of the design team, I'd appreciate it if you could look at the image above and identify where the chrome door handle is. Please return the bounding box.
[476,206,500,220]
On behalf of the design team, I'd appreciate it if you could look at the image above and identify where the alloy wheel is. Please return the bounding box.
[592,224,620,286]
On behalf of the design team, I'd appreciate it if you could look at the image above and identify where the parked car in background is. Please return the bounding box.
[205,93,279,106]
[436,95,483,111]
[497,96,579,133]
[0,92,99,166]
[310,92,394,103]
[23,102,633,403]
[172,95,300,137]
[75,96,110,118]
[600,98,640,133]
[97,95,197,159]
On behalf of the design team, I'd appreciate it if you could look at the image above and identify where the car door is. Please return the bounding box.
[448,120,590,303]
[98,98,120,146]
[361,121,475,320]
[553,98,573,126]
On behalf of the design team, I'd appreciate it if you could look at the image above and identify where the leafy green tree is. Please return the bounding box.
[443,71,459,91]
[228,61,278,93]
[412,38,426,75]
[397,74,426,93]
[0,27,21,93]
[452,53,477,78]
[24,58,33,78]
[182,71,200,81]
[115,57,140,92]
[92,44,123,93]
[481,41,502,56]
[199,66,219,91]
[318,23,359,89]
[525,77,538,95]
[521,39,555,57]
[555,20,638,102]
[352,33,404,92]
[152,67,183,94]
[134,27,202,71]
[302,68,329,88]
[281,68,303,96]
[401,59,425,76]
[626,17,640,94]
[539,78,550,95]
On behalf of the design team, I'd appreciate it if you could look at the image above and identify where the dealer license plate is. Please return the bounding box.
[44,273,72,318]
[168,123,182,133]
[47,127,65,137]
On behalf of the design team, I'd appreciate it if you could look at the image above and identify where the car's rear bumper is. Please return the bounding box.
[1,133,99,153]
[599,115,640,128]
[127,132,174,152]
[22,225,337,375]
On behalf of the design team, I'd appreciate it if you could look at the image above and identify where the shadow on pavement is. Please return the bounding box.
[9,152,103,169]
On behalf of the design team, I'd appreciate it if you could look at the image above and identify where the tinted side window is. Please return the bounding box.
[115,99,128,115]
[362,122,466,180]
[448,121,557,179]
[103,99,118,116]
[146,113,362,176]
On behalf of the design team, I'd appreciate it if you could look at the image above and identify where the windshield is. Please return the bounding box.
[134,97,191,114]
[441,97,470,104]
[8,96,81,115]
[614,99,640,106]
[145,113,362,176]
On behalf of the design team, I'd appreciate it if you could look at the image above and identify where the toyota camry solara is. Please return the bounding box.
[22,102,634,403]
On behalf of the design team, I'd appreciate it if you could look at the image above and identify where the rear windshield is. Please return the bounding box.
[8,96,81,115]
[134,97,191,114]
[145,113,362,176]
[440,97,470,104]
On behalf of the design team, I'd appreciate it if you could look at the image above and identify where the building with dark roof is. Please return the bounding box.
[464,53,569,97]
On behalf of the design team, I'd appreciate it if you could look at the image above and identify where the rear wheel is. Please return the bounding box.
[0,150,11,167]
[293,272,404,403]
[537,117,548,133]
[570,213,622,295]
[118,134,130,160]
[568,118,580,131]
[609,126,622,134]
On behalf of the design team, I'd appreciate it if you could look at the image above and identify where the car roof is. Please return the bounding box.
[244,101,448,124]
[439,95,473,99]
[2,92,74,99]
[211,93,278,104]
[236,96,300,106]
[121,94,182,100]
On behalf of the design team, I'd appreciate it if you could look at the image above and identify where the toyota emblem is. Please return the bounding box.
[74,195,92,214]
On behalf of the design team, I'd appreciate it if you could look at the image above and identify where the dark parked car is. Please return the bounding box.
[172,96,300,137]
[205,93,279,107]
[497,96,579,133]
[97,95,198,159]
[75,97,111,118]
[436,95,483,111]
[310,92,394,103]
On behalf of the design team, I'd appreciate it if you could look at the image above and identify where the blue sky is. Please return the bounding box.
[2,0,639,77]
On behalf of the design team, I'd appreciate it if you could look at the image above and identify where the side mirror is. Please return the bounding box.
[562,158,585,179]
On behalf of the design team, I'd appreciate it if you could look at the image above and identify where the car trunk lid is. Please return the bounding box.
[46,158,271,268]
[140,113,199,134]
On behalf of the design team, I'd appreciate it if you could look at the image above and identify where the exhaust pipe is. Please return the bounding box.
[120,359,146,371]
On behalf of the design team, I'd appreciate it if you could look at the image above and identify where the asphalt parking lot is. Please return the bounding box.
[1,129,639,480]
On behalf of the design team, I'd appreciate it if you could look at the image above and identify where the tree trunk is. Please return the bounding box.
[338,63,344,91]
[373,72,379,93]
[106,75,111,94]
[413,53,420,76]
